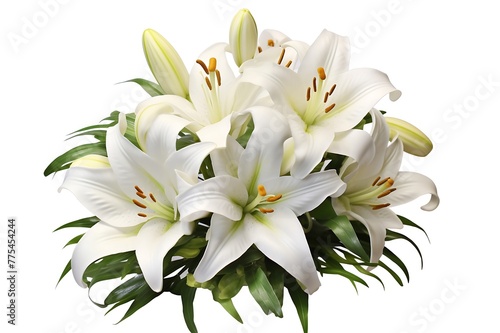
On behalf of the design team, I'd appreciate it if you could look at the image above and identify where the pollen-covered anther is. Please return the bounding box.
[257,184,267,196]
[266,194,282,202]
[136,191,147,199]
[278,48,285,65]
[208,58,217,72]
[285,60,292,68]
[205,77,213,90]
[267,39,275,47]
[259,207,274,214]
[325,103,336,113]
[196,59,209,75]
[377,188,397,198]
[135,185,144,193]
[317,67,326,80]
[149,193,157,202]
[137,213,147,218]
[133,199,147,209]
[376,177,391,186]
[216,70,221,86]
[371,203,391,210]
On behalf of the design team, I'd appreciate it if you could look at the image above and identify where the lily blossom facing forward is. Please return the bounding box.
[332,109,439,264]
[59,112,215,292]
[177,107,346,294]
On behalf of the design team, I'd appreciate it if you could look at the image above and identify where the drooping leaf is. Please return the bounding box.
[63,234,84,248]
[181,282,198,333]
[54,216,100,231]
[56,260,72,286]
[322,215,370,261]
[245,266,283,318]
[286,279,309,333]
[121,78,165,97]
[44,142,107,176]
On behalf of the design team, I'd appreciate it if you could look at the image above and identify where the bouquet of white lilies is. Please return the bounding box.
[45,9,439,332]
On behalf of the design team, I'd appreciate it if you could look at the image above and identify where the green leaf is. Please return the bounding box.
[286,280,309,333]
[63,234,83,248]
[181,283,198,333]
[245,266,283,318]
[212,288,243,323]
[115,285,161,323]
[121,78,165,97]
[56,260,72,286]
[383,247,410,283]
[398,215,430,242]
[386,230,424,269]
[217,273,244,300]
[267,263,285,307]
[44,142,107,176]
[104,274,150,306]
[322,215,370,262]
[54,216,100,231]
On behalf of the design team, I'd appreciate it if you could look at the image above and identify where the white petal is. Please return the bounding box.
[196,115,232,147]
[298,29,350,82]
[348,205,403,263]
[238,107,291,190]
[264,170,346,216]
[106,114,169,204]
[59,165,148,227]
[289,119,335,179]
[193,214,253,282]
[71,222,139,287]
[329,129,375,167]
[135,95,206,130]
[210,135,244,177]
[136,218,185,292]
[259,29,291,49]
[390,172,440,211]
[250,209,321,294]
[327,68,401,132]
[177,175,247,222]
[135,108,191,162]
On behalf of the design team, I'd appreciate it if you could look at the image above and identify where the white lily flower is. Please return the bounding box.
[241,29,400,179]
[136,42,270,147]
[59,112,215,292]
[142,28,190,98]
[332,109,439,264]
[177,107,346,294]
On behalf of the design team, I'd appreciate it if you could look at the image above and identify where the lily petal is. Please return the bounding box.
[177,175,247,222]
[264,170,346,216]
[59,163,148,227]
[251,209,321,294]
[390,172,440,211]
[193,214,253,282]
[348,205,403,263]
[71,222,139,287]
[135,218,184,292]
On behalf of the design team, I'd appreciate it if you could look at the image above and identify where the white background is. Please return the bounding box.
[1,0,499,332]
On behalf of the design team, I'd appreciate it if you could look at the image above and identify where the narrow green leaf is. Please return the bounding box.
[212,288,243,323]
[44,142,107,176]
[116,286,160,323]
[56,260,72,286]
[63,234,84,248]
[398,215,430,242]
[245,266,283,318]
[181,283,198,333]
[54,216,100,232]
[121,78,165,97]
[383,247,410,283]
[66,129,107,142]
[286,280,309,333]
[386,230,424,269]
[376,260,404,286]
[104,274,149,306]
[322,215,370,261]
[267,263,285,307]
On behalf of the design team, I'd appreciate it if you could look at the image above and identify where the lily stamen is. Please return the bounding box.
[317,67,326,80]
[137,213,147,217]
[136,191,147,199]
[135,185,144,193]
[216,70,221,86]
[196,59,209,75]
[278,48,285,65]
[208,58,217,72]
[133,199,147,209]
[371,203,391,210]
[268,39,275,47]
[205,77,213,90]
[258,184,267,196]
[377,188,396,198]
[259,208,274,214]
[149,193,157,202]
[266,194,282,202]
[325,103,336,113]
[285,60,292,68]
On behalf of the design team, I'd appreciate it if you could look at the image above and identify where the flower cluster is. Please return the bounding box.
[46,9,439,332]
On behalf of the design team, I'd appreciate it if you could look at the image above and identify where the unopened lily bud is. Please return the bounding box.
[385,117,433,157]
[142,28,189,98]
[229,9,258,66]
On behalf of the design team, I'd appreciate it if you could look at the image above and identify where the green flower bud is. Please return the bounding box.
[229,9,258,67]
[385,117,433,157]
[142,28,189,98]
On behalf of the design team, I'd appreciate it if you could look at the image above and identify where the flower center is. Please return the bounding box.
[132,185,176,221]
[302,67,337,126]
[196,57,224,123]
[243,184,283,214]
[345,176,397,210]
